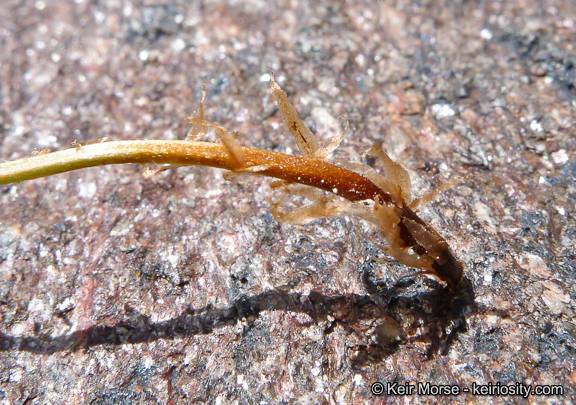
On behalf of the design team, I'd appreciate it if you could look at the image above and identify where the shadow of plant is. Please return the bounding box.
[0,275,474,362]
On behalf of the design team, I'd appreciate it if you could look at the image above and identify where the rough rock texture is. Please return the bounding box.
[0,0,574,404]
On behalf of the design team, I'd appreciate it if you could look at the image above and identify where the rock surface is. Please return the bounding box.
[0,0,574,403]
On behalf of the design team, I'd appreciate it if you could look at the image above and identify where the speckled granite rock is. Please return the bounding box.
[0,0,574,403]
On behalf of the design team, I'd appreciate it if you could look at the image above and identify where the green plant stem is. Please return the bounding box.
[0,140,389,203]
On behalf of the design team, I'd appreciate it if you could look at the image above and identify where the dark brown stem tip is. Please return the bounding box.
[432,247,464,291]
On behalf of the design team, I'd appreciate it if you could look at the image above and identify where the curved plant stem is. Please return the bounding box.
[0,140,389,203]
[0,75,464,291]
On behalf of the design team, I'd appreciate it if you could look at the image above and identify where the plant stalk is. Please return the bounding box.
[0,140,389,203]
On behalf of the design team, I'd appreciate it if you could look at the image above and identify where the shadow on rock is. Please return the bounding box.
[0,277,474,361]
